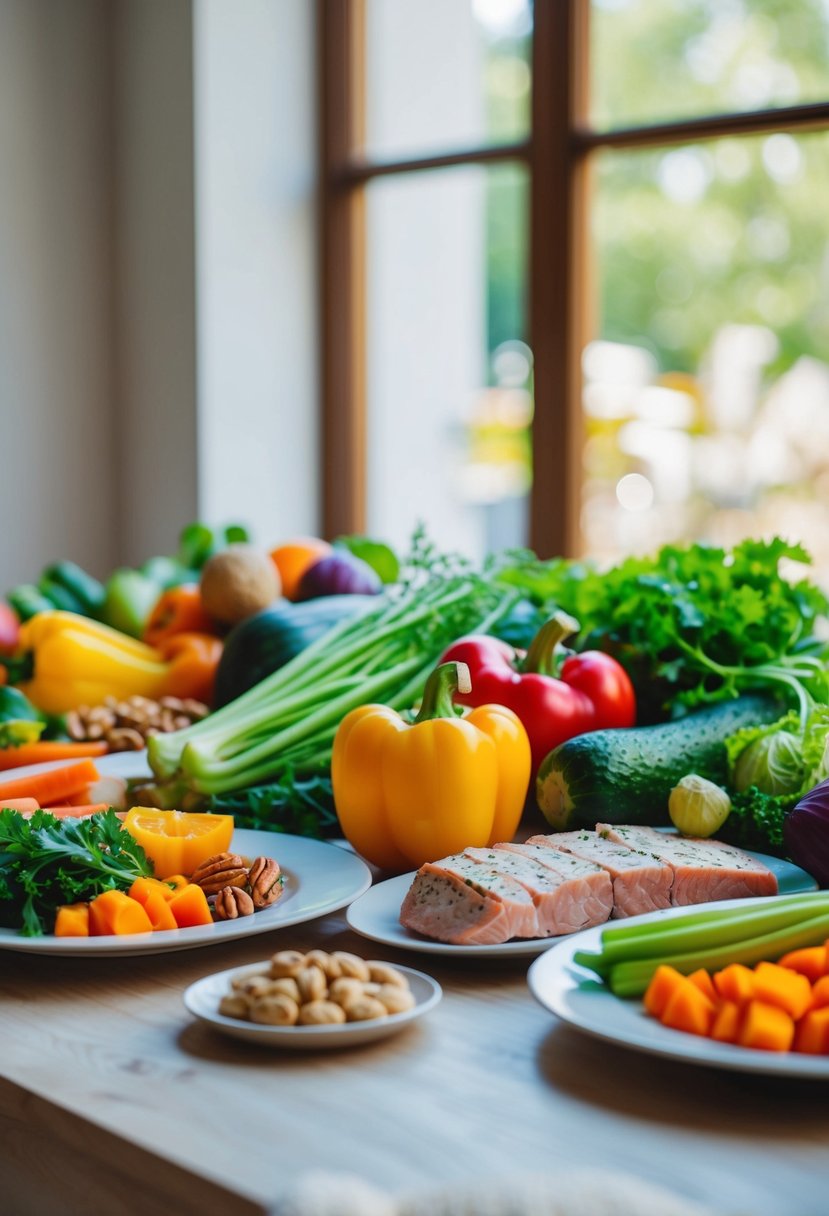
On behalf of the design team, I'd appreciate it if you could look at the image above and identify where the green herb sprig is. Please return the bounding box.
[0,809,153,937]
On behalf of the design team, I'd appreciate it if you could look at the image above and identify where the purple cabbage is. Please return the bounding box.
[783,778,829,887]
[295,551,382,600]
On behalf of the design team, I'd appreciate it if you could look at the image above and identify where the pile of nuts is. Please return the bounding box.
[66,695,210,751]
[190,851,283,921]
[218,949,416,1026]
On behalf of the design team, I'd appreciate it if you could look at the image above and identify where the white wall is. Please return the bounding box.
[0,0,319,586]
[0,0,116,584]
[193,0,319,548]
[112,0,200,568]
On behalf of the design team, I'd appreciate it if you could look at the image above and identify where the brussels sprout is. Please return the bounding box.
[733,730,805,796]
[668,773,732,837]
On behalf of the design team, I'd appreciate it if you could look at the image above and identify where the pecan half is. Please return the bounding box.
[190,852,249,896]
[248,856,283,910]
[213,886,255,920]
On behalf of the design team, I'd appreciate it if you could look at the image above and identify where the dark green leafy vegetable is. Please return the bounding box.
[497,536,829,722]
[0,809,153,936]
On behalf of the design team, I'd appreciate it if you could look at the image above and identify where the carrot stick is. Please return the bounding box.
[0,741,108,771]
[38,803,110,819]
[0,759,101,807]
[0,798,40,814]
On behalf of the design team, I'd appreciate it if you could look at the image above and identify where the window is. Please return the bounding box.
[319,0,829,569]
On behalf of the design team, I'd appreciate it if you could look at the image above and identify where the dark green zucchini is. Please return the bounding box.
[214,594,378,706]
[536,694,782,831]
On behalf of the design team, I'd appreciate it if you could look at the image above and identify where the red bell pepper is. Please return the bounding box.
[440,612,636,774]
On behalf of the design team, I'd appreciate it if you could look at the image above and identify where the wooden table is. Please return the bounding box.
[2,888,829,1216]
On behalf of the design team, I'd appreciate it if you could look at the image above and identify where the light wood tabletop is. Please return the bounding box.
[2,877,829,1216]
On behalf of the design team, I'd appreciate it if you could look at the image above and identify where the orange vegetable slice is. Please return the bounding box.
[660,978,716,1038]
[752,961,813,1021]
[737,1000,795,1053]
[794,1007,829,1055]
[54,903,90,938]
[168,883,213,928]
[777,945,828,984]
[88,890,154,936]
[713,963,756,1005]
[710,1000,742,1044]
[123,808,234,879]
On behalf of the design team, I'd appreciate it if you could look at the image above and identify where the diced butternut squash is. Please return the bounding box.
[54,903,90,938]
[810,975,829,1011]
[660,978,716,1038]
[777,945,828,984]
[687,968,718,1003]
[167,882,213,928]
[710,1000,742,1045]
[794,1007,829,1055]
[643,965,684,1018]
[752,961,813,1021]
[88,890,154,936]
[737,1000,795,1053]
[129,879,179,931]
[713,963,756,1005]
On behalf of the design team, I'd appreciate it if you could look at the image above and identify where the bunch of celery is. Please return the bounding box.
[147,570,515,807]
[574,892,829,998]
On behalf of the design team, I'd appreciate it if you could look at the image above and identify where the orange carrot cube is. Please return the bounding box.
[810,976,829,1011]
[777,945,828,984]
[710,1000,743,1044]
[88,890,153,936]
[713,963,756,1004]
[168,882,213,928]
[794,1007,829,1055]
[53,903,90,938]
[687,968,717,1003]
[752,961,813,1021]
[643,965,685,1018]
[737,1000,795,1053]
[660,979,716,1038]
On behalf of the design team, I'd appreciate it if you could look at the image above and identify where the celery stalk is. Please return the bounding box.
[607,910,829,998]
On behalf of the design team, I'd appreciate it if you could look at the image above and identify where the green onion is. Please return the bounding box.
[147,572,518,800]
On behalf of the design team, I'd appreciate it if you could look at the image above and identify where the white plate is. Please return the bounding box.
[0,831,372,957]
[0,748,152,783]
[528,897,829,1078]
[346,851,817,958]
[346,872,555,958]
[183,960,442,1049]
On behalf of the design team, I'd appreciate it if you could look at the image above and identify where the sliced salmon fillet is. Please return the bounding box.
[527,829,674,919]
[597,823,778,905]
[463,845,612,937]
[399,854,539,944]
[492,842,614,933]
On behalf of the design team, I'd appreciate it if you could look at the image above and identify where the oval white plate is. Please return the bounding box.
[0,831,372,957]
[346,851,816,958]
[528,896,829,1078]
[346,872,556,958]
[184,960,442,1049]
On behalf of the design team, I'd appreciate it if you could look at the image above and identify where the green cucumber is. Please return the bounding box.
[536,694,781,831]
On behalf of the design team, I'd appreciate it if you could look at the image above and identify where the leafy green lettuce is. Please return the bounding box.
[719,706,829,853]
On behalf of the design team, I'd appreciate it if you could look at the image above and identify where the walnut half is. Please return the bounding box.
[247,856,283,910]
[190,852,249,896]
[213,886,255,920]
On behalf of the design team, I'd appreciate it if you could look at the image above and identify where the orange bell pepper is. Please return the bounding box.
[143,584,219,647]
[158,632,223,705]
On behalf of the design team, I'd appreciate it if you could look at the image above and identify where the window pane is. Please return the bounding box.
[590,0,829,130]
[365,163,531,560]
[364,0,531,161]
[583,130,829,578]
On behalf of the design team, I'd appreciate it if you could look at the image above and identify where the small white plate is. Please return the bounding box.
[183,960,442,1049]
[0,831,372,957]
[346,851,817,958]
[528,897,829,1078]
[346,872,556,958]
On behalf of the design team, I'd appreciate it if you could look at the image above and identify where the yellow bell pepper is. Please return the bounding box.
[9,610,171,714]
[331,661,531,871]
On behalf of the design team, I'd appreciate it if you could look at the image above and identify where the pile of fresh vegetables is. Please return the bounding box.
[4,524,829,886]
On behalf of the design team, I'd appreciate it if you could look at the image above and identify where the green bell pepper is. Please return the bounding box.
[101,569,163,638]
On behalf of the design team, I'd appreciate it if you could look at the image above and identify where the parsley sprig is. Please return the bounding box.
[0,809,153,937]
[498,536,829,723]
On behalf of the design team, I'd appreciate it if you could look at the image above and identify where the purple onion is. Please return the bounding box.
[783,777,829,887]
[295,551,382,600]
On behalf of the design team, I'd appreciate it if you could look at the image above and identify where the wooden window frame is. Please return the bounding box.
[318,0,829,558]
